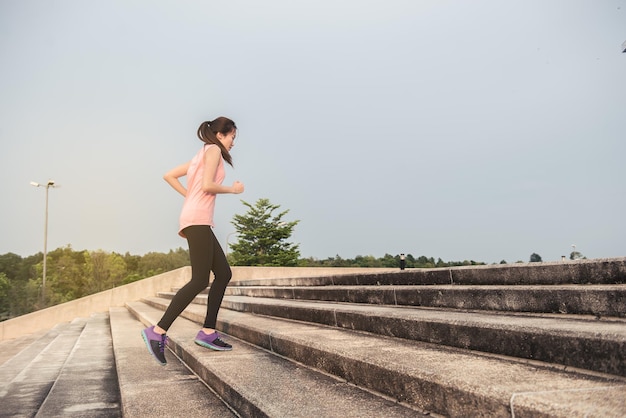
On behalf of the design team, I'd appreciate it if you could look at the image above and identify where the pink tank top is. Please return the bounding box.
[178,144,225,237]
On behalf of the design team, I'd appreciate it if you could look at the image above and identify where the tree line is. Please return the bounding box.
[297,254,485,268]
[0,246,189,321]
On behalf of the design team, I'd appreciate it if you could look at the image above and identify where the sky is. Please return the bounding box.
[1,0,625,264]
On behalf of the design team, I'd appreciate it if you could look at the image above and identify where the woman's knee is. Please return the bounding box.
[215,265,232,285]
[221,266,232,283]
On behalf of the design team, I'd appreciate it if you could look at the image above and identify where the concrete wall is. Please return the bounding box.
[0,266,393,341]
[229,266,395,281]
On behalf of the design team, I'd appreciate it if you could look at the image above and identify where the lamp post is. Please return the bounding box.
[30,180,57,305]
[225,232,238,257]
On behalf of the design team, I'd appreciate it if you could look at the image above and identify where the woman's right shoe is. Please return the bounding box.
[194,330,232,351]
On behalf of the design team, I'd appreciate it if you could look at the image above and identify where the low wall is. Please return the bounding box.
[0,266,393,341]
[230,266,395,281]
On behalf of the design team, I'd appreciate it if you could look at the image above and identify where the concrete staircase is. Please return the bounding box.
[1,260,625,417]
[0,314,121,417]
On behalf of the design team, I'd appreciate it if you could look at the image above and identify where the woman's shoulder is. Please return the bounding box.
[202,144,222,162]
[203,143,221,154]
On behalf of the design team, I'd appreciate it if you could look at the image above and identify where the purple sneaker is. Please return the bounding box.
[141,326,167,365]
[194,330,232,351]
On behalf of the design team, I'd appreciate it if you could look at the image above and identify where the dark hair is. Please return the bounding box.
[197,117,237,166]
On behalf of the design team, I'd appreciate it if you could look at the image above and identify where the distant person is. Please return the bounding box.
[399,253,406,270]
[141,117,244,365]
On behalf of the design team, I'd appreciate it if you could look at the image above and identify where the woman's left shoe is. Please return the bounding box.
[141,326,168,365]
[194,330,233,351]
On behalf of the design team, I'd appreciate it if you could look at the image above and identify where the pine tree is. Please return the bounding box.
[229,198,300,266]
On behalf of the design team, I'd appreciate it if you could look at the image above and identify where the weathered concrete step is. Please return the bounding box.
[220,284,626,317]
[0,319,86,417]
[0,332,41,367]
[35,313,121,417]
[230,258,626,287]
[109,307,237,417]
[141,296,626,417]
[164,293,626,377]
[126,301,427,418]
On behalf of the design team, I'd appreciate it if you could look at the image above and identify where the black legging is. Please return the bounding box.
[157,225,232,331]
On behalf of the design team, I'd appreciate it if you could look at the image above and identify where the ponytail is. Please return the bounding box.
[197,117,236,166]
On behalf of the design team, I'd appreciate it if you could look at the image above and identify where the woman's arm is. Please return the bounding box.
[202,146,244,194]
[163,162,190,197]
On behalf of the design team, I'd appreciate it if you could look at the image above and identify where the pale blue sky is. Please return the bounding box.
[1,0,625,263]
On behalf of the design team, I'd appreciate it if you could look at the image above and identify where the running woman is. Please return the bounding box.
[142,117,244,365]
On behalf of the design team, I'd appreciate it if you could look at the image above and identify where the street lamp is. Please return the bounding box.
[30,180,57,305]
[225,232,238,256]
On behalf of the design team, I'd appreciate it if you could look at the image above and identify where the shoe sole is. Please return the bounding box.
[141,329,167,365]
[194,339,232,351]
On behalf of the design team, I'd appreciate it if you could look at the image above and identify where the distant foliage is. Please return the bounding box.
[529,253,543,263]
[0,246,189,320]
[570,251,585,260]
[298,254,486,269]
[0,272,10,320]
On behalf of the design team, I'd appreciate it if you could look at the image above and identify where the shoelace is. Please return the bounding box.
[158,335,168,353]
[214,336,229,346]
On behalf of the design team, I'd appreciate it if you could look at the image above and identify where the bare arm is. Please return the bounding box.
[163,162,190,197]
[202,146,244,194]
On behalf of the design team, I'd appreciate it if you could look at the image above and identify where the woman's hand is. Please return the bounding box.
[231,181,244,194]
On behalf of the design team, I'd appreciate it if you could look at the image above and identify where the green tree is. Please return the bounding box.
[416,255,436,268]
[137,248,189,277]
[0,252,25,318]
[5,253,40,317]
[0,253,23,281]
[229,198,300,266]
[83,250,128,293]
[381,253,398,268]
[529,253,542,263]
[45,246,87,305]
[354,255,382,267]
[570,251,585,260]
[0,272,10,319]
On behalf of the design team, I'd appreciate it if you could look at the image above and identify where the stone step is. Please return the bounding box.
[0,332,41,367]
[157,292,626,377]
[35,312,121,417]
[229,259,626,286]
[126,301,427,418]
[0,319,86,417]
[220,284,626,317]
[109,307,237,417]
[139,296,626,417]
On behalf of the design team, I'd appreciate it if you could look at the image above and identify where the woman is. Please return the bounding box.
[142,117,244,365]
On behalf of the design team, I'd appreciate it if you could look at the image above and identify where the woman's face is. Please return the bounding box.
[217,129,237,151]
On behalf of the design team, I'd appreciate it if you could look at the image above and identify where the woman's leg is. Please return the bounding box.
[157,225,212,331]
[203,229,232,329]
